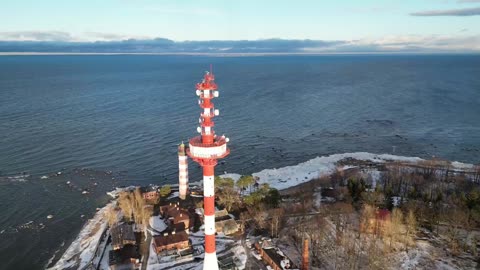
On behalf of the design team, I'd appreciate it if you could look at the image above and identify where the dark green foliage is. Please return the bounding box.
[236,175,255,193]
[215,176,235,190]
[159,185,171,197]
[265,188,281,208]
[243,183,279,208]
[347,177,366,202]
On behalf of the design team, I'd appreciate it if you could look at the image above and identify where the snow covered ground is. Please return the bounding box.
[98,243,112,270]
[53,152,475,270]
[250,152,472,190]
[218,173,242,181]
[48,203,111,270]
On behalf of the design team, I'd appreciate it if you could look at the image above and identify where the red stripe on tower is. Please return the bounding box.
[186,68,230,270]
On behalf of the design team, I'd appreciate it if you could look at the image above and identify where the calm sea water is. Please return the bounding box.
[0,55,479,269]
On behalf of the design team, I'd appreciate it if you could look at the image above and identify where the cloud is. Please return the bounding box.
[358,35,480,51]
[295,35,480,53]
[410,6,480,16]
[82,32,150,42]
[0,31,74,42]
[458,0,480,3]
[0,35,479,54]
[0,31,152,42]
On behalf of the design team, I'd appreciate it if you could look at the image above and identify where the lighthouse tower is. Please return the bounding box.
[178,142,188,200]
[187,69,229,270]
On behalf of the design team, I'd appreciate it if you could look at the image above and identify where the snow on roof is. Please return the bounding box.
[149,216,167,233]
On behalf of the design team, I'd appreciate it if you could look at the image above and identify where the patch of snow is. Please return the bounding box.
[98,244,112,270]
[392,196,403,207]
[252,152,425,190]
[48,203,110,270]
[167,191,179,199]
[360,168,381,189]
[106,186,136,198]
[219,173,242,181]
[451,161,475,170]
[231,244,247,270]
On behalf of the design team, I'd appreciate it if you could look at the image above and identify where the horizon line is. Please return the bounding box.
[1,51,479,56]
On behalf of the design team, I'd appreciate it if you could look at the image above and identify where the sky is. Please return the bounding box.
[0,0,479,53]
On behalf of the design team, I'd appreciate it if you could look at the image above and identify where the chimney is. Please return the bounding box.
[302,238,309,270]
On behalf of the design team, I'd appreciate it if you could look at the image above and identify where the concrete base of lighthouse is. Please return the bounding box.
[203,252,219,270]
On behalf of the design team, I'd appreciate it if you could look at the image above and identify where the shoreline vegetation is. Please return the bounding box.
[50,152,480,269]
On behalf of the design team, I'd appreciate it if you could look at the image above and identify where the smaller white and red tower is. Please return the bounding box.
[178,142,188,200]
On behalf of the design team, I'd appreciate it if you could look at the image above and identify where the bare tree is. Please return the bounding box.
[386,208,404,250]
[366,237,387,270]
[249,204,268,231]
[474,165,480,184]
[418,159,439,180]
[444,207,469,255]
[404,209,417,251]
[105,204,119,228]
[239,212,249,233]
[269,208,285,237]
[217,186,240,212]
[360,204,376,236]
[142,205,154,228]
[133,187,145,225]
[118,191,134,222]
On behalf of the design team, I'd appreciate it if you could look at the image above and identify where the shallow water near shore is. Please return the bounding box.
[0,54,479,269]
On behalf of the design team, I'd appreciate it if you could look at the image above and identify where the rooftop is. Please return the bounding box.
[108,245,140,266]
[153,231,189,247]
[111,223,136,250]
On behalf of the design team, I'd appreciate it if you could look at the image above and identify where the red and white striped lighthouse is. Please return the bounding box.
[187,68,229,270]
[178,142,188,200]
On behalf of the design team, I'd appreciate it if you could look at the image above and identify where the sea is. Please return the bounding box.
[0,54,479,270]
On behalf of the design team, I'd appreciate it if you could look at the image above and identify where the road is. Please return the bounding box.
[141,232,152,270]
[241,236,267,270]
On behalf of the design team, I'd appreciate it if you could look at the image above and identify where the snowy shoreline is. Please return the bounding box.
[222,152,474,191]
[48,203,111,270]
[50,152,475,269]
